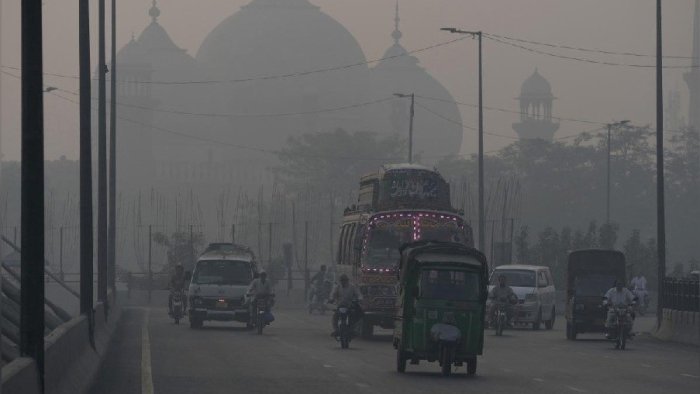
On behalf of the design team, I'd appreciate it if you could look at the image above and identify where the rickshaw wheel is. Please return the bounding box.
[396,346,407,373]
[466,357,477,376]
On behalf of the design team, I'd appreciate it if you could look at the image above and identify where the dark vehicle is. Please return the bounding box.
[171,289,185,324]
[335,300,361,349]
[607,305,634,350]
[565,249,626,340]
[393,241,488,376]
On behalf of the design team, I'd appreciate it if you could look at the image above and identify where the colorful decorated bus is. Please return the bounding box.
[336,164,473,337]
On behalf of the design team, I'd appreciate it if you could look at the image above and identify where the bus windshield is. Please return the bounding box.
[364,214,466,267]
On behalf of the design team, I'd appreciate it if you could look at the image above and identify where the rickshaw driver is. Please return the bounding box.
[488,275,517,326]
[329,274,363,337]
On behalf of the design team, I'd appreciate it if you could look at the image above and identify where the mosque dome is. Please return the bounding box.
[194,0,372,155]
[520,68,553,99]
[369,2,463,161]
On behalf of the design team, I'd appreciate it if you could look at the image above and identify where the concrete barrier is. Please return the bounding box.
[1,292,122,394]
[654,308,700,346]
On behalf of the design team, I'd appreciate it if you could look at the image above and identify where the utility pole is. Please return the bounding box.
[441,28,485,252]
[59,226,64,281]
[97,0,108,305]
[231,223,235,244]
[189,224,194,268]
[304,221,309,297]
[20,0,45,389]
[656,0,666,328]
[78,0,94,331]
[108,0,117,294]
[148,224,152,303]
[268,222,272,271]
[393,93,415,163]
[606,120,630,224]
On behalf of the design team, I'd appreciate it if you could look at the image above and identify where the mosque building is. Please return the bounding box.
[113,0,464,192]
[512,69,559,141]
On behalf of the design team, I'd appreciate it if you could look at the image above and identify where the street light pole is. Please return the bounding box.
[394,93,415,163]
[21,0,46,388]
[108,0,117,293]
[441,28,485,252]
[97,0,108,306]
[655,0,666,329]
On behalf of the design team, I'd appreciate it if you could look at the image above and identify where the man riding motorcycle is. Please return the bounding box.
[488,275,518,327]
[604,280,635,337]
[329,274,363,337]
[168,264,187,316]
[309,265,328,303]
[247,271,275,324]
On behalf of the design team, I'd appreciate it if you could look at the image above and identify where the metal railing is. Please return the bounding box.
[662,277,700,312]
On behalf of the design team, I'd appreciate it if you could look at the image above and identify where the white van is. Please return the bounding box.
[188,243,258,329]
[488,265,557,330]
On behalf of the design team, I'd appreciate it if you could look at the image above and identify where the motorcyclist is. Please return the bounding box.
[329,274,363,337]
[247,271,275,323]
[488,275,517,326]
[629,274,648,309]
[168,264,187,315]
[604,280,635,335]
[309,265,328,303]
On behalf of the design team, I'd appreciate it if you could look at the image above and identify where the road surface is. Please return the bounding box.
[91,305,699,394]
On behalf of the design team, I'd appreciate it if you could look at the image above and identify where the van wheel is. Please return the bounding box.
[566,322,577,340]
[361,320,374,339]
[545,307,555,330]
[189,318,202,329]
[532,309,542,330]
[466,357,477,376]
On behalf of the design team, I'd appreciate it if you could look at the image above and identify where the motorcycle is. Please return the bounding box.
[493,302,508,336]
[170,289,185,324]
[251,294,275,335]
[607,305,634,350]
[631,288,649,316]
[308,280,332,315]
[335,301,360,349]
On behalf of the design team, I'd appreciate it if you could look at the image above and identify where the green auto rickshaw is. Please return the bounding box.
[393,241,488,376]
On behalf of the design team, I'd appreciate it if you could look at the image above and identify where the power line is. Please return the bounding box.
[0,36,468,86]
[485,34,700,69]
[2,69,396,118]
[414,101,519,140]
[486,33,694,60]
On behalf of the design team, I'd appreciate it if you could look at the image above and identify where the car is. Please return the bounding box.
[487,265,557,330]
[187,244,258,329]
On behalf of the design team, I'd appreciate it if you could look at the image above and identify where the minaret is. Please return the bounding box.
[149,0,160,23]
[685,0,700,130]
[512,69,559,141]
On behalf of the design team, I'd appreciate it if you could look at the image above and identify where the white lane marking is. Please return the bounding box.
[501,368,512,373]
[141,309,154,394]
[566,386,587,393]
[323,364,334,368]
[533,378,545,383]
[355,383,370,389]
[641,363,652,368]
[680,374,699,378]
[336,373,349,378]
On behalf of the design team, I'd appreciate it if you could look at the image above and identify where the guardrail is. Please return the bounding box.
[662,278,699,312]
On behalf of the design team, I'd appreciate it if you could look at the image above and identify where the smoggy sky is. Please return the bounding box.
[0,0,696,161]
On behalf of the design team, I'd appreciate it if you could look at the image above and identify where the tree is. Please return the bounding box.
[152,230,205,272]
[274,129,405,199]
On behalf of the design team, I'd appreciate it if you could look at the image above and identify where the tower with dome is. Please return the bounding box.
[512,69,559,141]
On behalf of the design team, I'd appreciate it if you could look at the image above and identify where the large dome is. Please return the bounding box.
[194,0,372,156]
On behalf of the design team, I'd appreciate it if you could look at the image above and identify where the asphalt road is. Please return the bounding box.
[91,305,699,394]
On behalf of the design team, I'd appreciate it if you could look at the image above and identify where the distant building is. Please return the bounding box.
[684,0,700,130]
[111,0,464,193]
[369,1,463,160]
[512,69,559,141]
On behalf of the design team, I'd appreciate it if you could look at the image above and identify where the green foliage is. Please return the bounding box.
[273,128,405,198]
[152,230,205,272]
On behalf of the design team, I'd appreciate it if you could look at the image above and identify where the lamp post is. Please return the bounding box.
[394,93,415,163]
[606,120,630,225]
[441,28,485,252]
[655,0,666,329]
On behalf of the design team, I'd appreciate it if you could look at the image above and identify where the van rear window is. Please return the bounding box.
[490,270,536,287]
[193,260,252,285]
